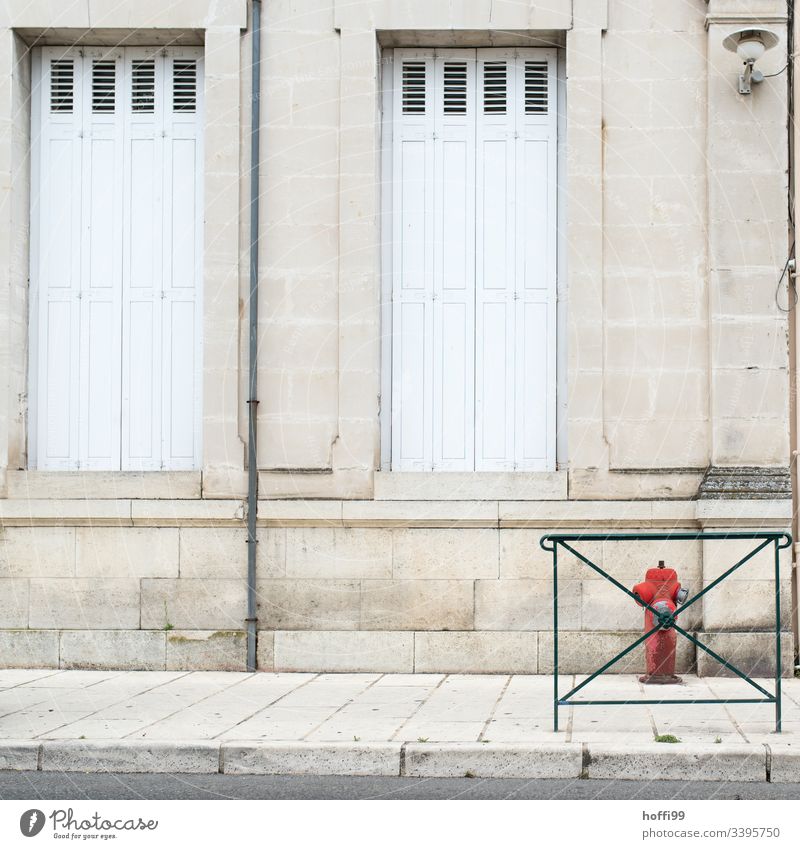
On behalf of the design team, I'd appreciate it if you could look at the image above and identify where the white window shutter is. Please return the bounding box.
[161,51,203,469]
[391,50,435,471]
[432,51,476,470]
[79,50,124,470]
[32,46,203,471]
[33,50,83,469]
[514,51,558,470]
[122,49,164,470]
[474,48,516,471]
[121,48,203,471]
[388,47,558,473]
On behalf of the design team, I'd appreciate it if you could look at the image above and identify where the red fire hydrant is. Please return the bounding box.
[632,561,688,684]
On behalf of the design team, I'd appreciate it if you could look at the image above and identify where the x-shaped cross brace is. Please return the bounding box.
[539,532,791,733]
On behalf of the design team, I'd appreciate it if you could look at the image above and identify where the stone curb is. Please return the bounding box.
[222,742,403,776]
[769,743,800,783]
[0,740,797,781]
[41,740,220,774]
[584,743,767,783]
[403,743,583,779]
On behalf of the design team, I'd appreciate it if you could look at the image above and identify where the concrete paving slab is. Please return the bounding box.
[1,710,92,738]
[351,685,433,704]
[0,671,61,689]
[40,719,148,740]
[395,721,486,742]
[374,674,445,687]
[306,721,407,743]
[124,674,315,740]
[483,723,567,743]
[217,706,339,741]
[742,723,800,744]
[274,675,379,707]
[23,671,123,689]
[574,731,667,744]
[0,688,70,715]
[572,712,654,732]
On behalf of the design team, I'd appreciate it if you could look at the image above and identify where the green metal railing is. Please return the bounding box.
[539,531,792,733]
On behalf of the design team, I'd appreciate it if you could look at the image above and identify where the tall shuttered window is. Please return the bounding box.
[389,48,558,472]
[30,47,204,470]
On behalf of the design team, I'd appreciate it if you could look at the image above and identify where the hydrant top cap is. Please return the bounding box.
[644,566,678,582]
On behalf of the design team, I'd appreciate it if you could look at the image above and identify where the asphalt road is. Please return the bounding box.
[1,772,800,800]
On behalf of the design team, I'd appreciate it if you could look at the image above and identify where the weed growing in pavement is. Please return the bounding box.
[654,734,681,743]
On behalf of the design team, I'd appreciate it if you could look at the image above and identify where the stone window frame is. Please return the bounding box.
[0,2,248,500]
[376,37,568,484]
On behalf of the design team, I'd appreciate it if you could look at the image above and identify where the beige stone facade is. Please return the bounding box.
[0,0,795,672]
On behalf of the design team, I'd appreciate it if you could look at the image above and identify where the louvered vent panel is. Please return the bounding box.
[50,59,74,113]
[443,61,467,114]
[172,60,197,112]
[524,61,549,114]
[92,60,116,112]
[483,61,507,114]
[401,61,426,114]
[132,60,156,112]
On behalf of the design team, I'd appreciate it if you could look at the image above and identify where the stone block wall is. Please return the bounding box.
[0,0,795,674]
[0,499,792,674]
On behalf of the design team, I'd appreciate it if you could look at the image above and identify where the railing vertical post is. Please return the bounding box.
[553,541,559,733]
[775,537,782,733]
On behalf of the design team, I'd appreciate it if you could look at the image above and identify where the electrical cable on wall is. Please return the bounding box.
[775,243,797,312]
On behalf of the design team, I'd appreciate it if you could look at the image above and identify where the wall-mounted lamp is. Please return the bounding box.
[722,28,780,95]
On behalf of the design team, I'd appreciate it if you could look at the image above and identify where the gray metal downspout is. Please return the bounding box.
[246,0,262,673]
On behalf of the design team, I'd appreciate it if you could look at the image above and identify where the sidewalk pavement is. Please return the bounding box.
[1,670,799,782]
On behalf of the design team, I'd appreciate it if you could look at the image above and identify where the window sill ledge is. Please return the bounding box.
[373,470,567,501]
[5,470,202,500]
